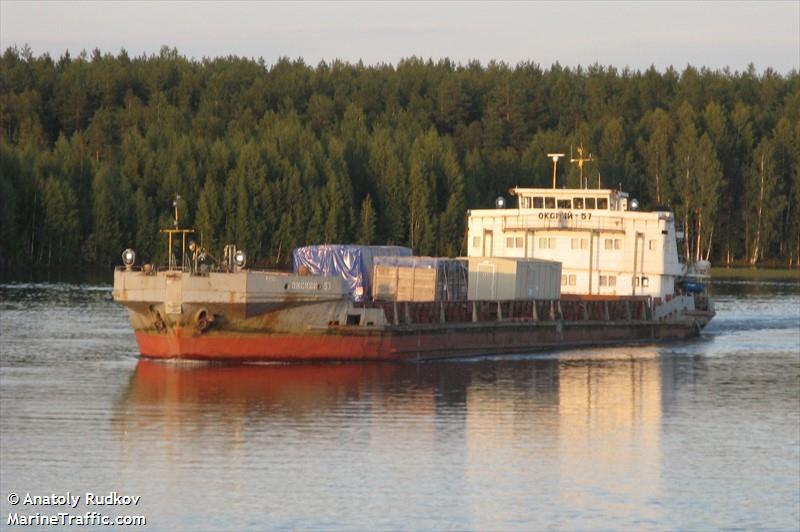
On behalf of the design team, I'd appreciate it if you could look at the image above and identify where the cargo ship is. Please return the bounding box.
[112,153,715,361]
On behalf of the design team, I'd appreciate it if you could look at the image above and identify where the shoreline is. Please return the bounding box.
[710,267,800,280]
[2,266,798,284]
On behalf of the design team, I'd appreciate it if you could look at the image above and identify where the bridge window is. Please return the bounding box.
[604,238,621,250]
[573,197,584,209]
[557,199,571,209]
[649,239,656,250]
[533,197,544,208]
[544,197,556,209]
[561,274,577,286]
[585,197,596,209]
[473,236,481,248]
[597,198,609,209]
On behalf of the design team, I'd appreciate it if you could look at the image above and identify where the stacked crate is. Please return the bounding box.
[373,257,468,302]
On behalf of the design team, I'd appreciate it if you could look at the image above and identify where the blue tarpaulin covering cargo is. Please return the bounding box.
[292,245,412,302]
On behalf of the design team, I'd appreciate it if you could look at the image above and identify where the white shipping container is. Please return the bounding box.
[468,257,561,300]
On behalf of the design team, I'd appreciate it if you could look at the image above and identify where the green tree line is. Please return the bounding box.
[1,45,798,271]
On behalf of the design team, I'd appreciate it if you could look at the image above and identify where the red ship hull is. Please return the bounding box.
[134,319,703,362]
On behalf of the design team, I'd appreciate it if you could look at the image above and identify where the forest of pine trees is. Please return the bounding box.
[1,45,798,273]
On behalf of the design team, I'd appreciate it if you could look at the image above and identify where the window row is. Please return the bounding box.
[520,196,610,210]
[558,274,653,289]
[472,235,661,251]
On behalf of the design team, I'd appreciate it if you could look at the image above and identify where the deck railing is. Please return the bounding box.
[365,297,653,325]
[496,213,627,233]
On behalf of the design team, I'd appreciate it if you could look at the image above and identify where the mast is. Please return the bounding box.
[160,194,195,271]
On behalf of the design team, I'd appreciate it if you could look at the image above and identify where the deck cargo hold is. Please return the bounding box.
[468,257,562,301]
[372,257,468,302]
[292,245,412,302]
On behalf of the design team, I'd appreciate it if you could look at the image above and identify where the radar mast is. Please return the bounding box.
[570,145,594,189]
[547,153,565,189]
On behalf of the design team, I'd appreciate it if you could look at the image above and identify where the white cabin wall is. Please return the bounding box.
[467,198,680,299]
[500,231,527,258]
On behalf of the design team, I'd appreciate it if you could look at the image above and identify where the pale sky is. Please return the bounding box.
[1,1,798,72]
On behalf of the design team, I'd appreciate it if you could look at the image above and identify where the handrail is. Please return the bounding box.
[499,214,626,232]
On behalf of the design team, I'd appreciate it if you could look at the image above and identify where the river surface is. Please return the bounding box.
[1,278,798,531]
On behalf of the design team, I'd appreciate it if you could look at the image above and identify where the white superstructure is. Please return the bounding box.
[467,184,685,299]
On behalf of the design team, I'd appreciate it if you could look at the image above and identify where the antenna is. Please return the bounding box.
[172,194,182,228]
[547,153,565,189]
[569,145,594,189]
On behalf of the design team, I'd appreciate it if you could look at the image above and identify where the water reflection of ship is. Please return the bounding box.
[462,348,668,528]
[117,350,674,435]
[114,359,546,437]
[556,350,664,514]
[118,361,400,416]
[115,350,679,522]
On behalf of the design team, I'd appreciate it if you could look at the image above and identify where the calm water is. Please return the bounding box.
[1,279,798,531]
